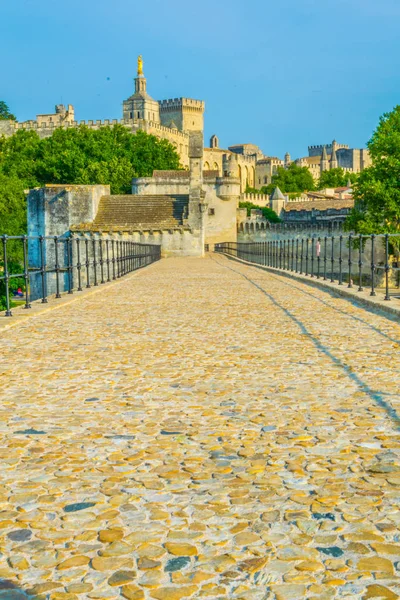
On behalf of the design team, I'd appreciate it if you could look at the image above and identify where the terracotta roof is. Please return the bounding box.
[91,194,189,229]
[284,197,354,212]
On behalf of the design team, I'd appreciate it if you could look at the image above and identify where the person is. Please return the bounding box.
[17,287,23,297]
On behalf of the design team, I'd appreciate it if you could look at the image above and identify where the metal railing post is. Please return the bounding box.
[100,238,105,284]
[2,235,12,316]
[384,233,390,301]
[358,233,363,292]
[39,235,48,303]
[348,233,353,288]
[67,237,73,294]
[22,235,31,309]
[54,236,61,298]
[76,237,83,291]
[370,234,376,296]
[85,238,91,288]
[93,237,98,286]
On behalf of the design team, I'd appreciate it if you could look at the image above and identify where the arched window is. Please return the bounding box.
[213,162,219,173]
[204,161,210,170]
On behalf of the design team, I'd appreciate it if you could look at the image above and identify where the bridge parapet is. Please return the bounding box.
[0,234,161,316]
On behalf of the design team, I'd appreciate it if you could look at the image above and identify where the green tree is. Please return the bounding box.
[0,101,16,121]
[345,105,400,236]
[239,201,281,223]
[319,168,358,189]
[260,163,315,195]
[0,125,181,308]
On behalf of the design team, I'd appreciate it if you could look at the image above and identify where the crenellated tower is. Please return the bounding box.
[330,140,338,169]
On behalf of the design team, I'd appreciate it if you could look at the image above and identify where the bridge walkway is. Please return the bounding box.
[1,255,400,599]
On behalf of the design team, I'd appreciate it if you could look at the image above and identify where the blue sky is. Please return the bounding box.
[2,0,400,158]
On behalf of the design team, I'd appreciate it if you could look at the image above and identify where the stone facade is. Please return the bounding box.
[1,56,371,193]
[26,133,240,291]
[294,140,372,181]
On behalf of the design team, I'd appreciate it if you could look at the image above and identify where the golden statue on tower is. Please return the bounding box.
[137,55,143,76]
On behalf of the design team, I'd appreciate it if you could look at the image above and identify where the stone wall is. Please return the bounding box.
[0,118,190,168]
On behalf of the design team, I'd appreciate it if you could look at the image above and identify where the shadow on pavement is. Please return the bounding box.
[0,579,37,599]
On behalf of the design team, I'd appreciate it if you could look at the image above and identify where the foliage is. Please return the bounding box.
[0,101,16,121]
[239,201,281,223]
[319,168,358,189]
[244,185,260,194]
[0,124,181,309]
[260,163,315,195]
[345,105,400,241]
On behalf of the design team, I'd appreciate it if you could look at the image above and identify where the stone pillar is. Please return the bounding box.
[188,131,207,256]
[27,184,109,299]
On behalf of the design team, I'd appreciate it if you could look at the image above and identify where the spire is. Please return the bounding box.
[270,186,285,200]
[320,145,329,172]
[330,146,338,168]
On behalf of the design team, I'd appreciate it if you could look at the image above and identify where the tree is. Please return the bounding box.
[319,168,358,189]
[0,101,16,121]
[239,201,281,223]
[35,126,181,193]
[345,105,400,237]
[0,125,181,308]
[260,163,315,195]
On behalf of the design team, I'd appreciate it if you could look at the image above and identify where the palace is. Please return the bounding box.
[0,56,370,190]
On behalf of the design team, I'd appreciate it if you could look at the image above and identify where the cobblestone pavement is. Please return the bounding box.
[1,254,400,600]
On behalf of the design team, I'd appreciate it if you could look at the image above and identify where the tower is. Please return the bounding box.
[122,56,160,123]
[188,131,207,254]
[284,152,291,167]
[320,145,329,172]
[330,140,338,169]
[270,187,286,216]
[210,134,219,149]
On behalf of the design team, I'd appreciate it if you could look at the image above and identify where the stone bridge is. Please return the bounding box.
[1,255,400,600]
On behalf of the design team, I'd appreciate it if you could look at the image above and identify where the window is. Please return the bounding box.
[264,177,267,183]
[130,112,133,119]
[137,111,140,119]
[208,208,215,216]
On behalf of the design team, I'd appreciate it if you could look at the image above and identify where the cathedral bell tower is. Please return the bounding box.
[122,55,161,124]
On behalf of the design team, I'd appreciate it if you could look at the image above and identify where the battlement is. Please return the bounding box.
[159,98,205,111]
[10,117,190,141]
[236,154,256,165]
[308,143,349,157]
[242,193,269,203]
[145,120,188,139]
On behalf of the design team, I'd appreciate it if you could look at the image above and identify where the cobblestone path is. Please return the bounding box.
[1,255,400,600]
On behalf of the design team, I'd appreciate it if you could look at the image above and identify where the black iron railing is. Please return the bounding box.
[215,234,400,302]
[1,235,161,317]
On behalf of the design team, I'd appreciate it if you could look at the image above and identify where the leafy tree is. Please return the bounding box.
[319,168,358,189]
[0,174,27,236]
[345,105,400,238]
[239,201,281,223]
[0,125,181,308]
[260,163,315,195]
[0,101,16,121]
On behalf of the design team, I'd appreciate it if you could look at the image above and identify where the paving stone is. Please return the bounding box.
[1,256,400,599]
